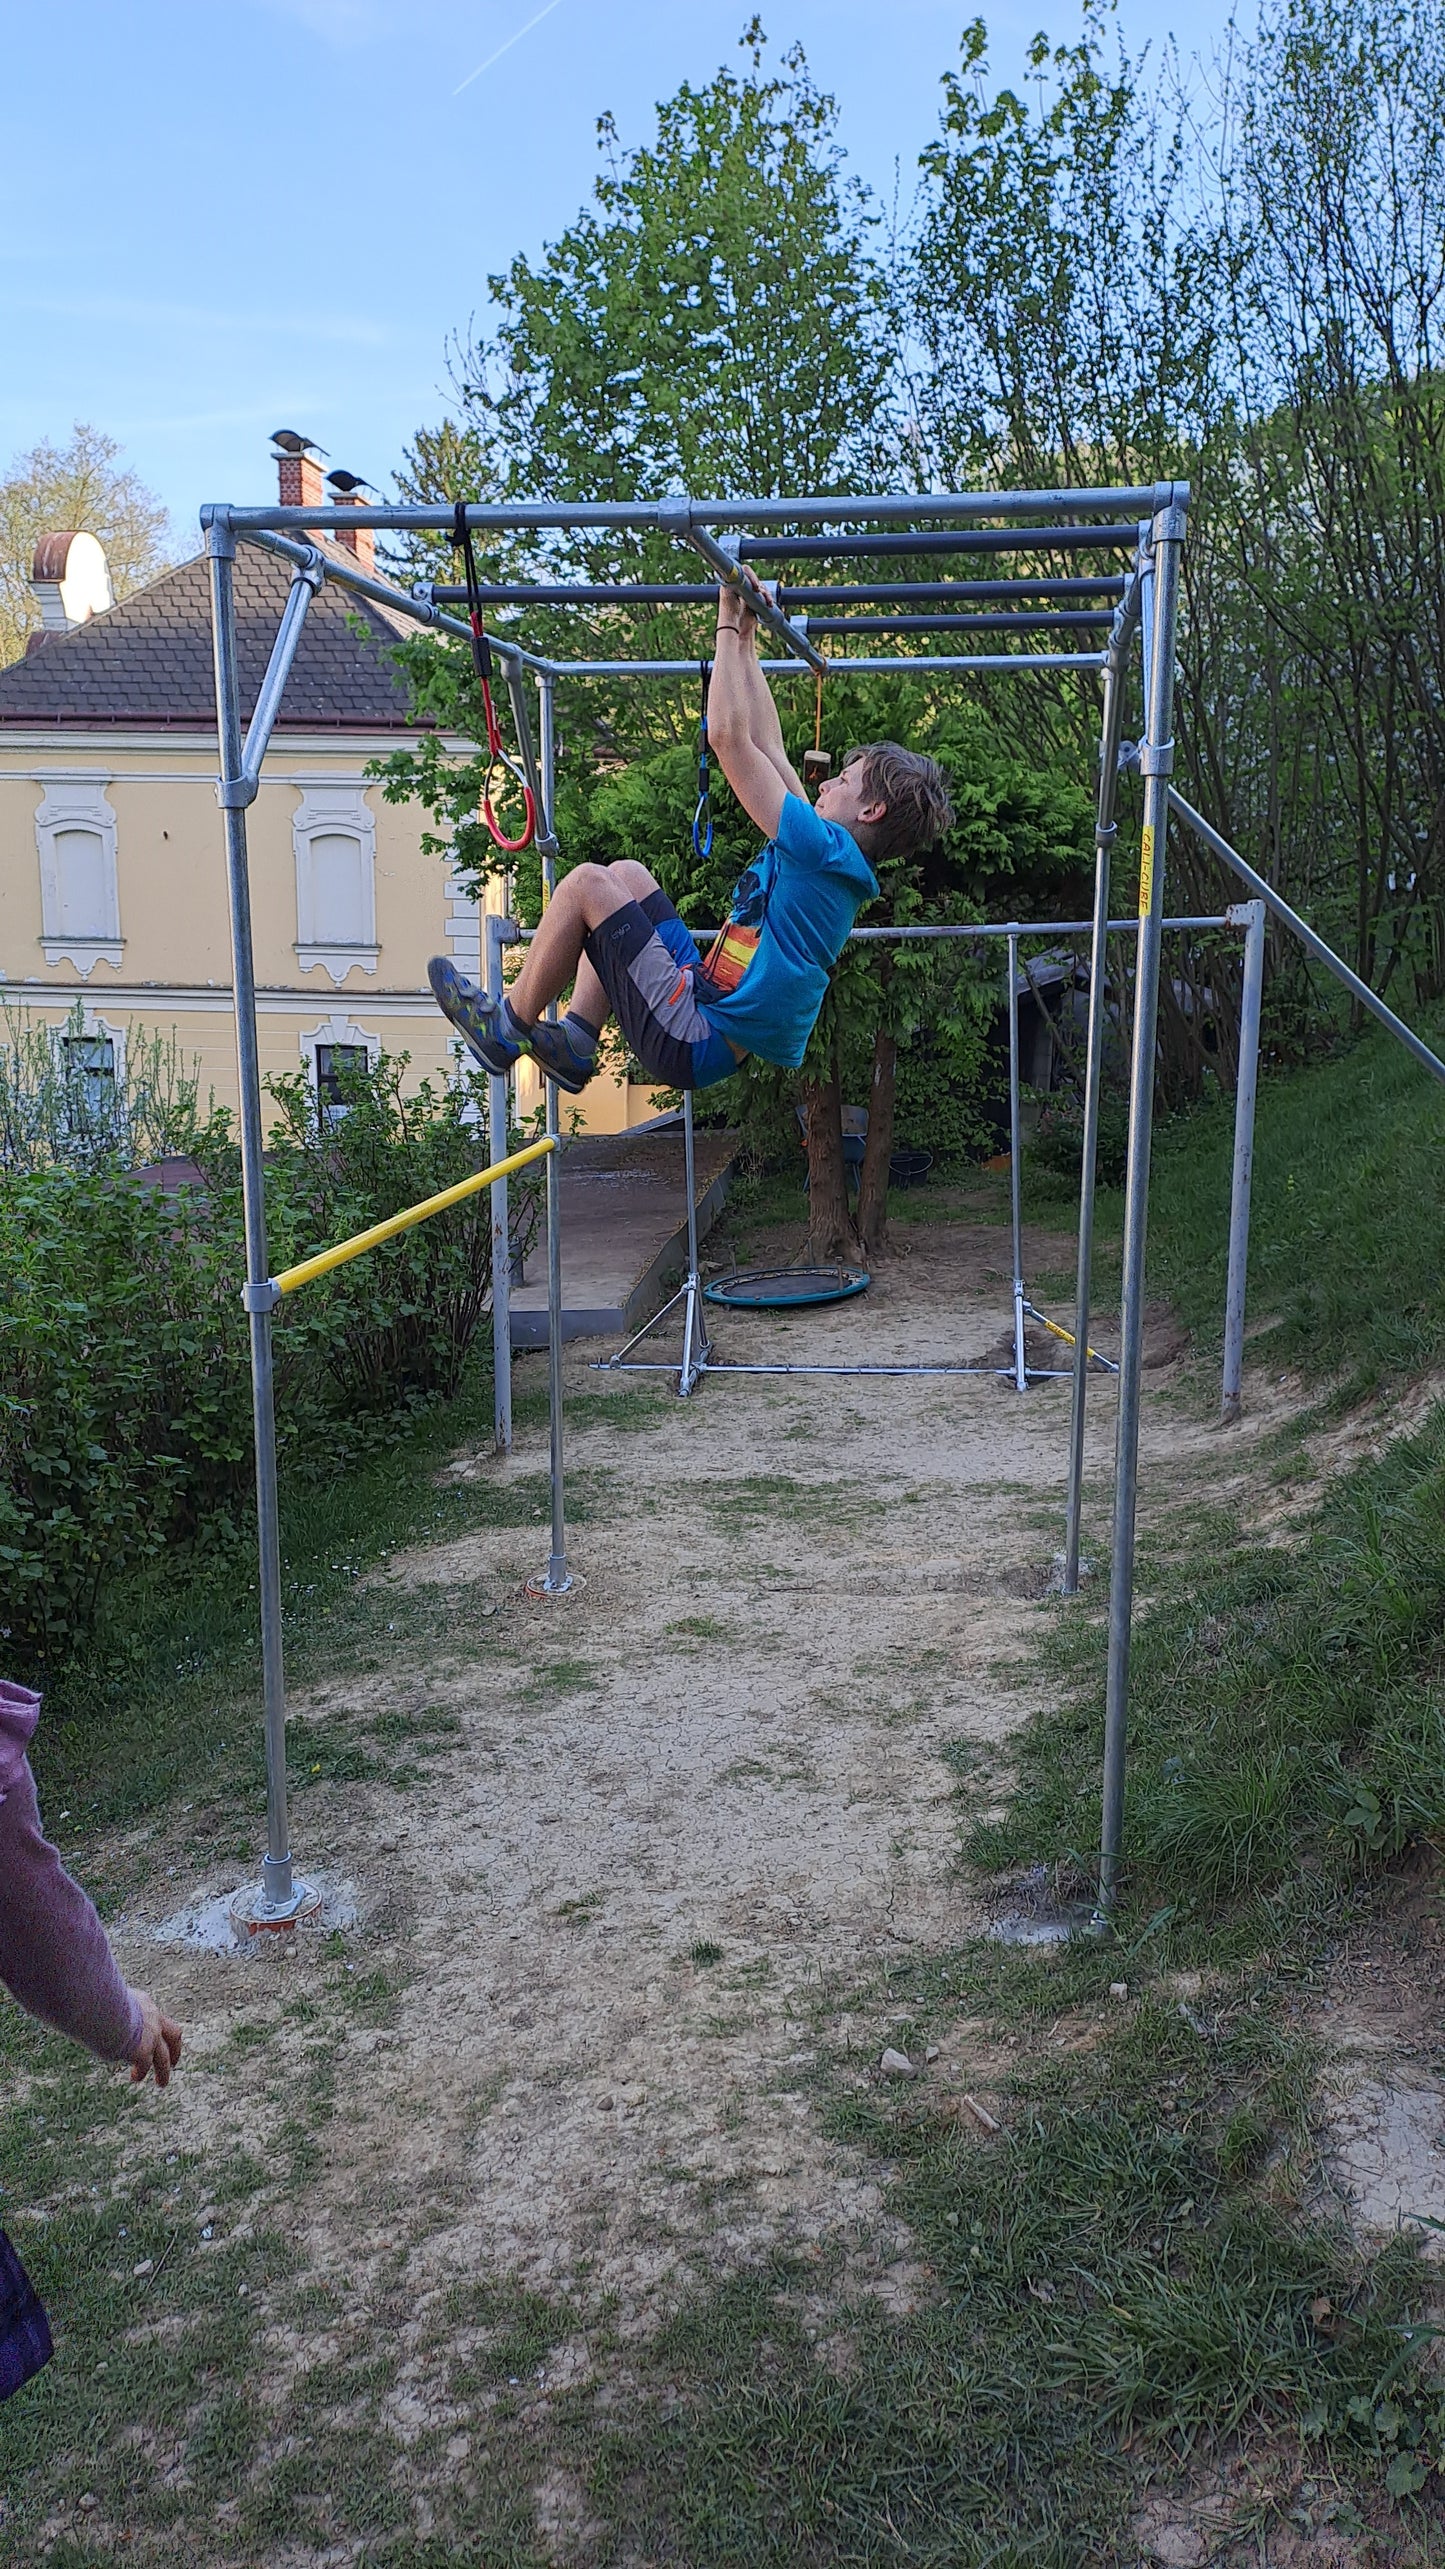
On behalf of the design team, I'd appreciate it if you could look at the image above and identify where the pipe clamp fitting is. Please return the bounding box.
[216,777,259,810]
[1137,740,1175,778]
[242,1279,282,1314]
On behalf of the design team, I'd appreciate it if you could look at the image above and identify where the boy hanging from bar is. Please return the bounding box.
[427,576,953,1096]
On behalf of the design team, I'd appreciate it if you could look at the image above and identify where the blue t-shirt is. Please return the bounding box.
[698,793,878,1068]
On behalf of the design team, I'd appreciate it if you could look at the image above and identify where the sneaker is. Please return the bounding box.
[527,1017,599,1096]
[427,957,522,1075]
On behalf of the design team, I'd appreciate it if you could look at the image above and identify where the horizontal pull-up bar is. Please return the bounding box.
[212,484,1183,537]
[260,1135,556,1305]
[741,528,1139,561]
[549,652,1110,677]
[1169,790,1445,1090]
[809,611,1114,637]
[849,914,1237,940]
[422,575,1129,610]
[505,914,1236,946]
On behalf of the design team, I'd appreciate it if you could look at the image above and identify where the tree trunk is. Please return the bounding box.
[854,1026,898,1258]
[801,1058,852,1262]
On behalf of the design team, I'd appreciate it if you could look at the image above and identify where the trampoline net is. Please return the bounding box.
[704,1265,870,1309]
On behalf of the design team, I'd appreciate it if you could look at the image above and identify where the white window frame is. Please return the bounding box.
[299,1014,381,1124]
[51,1008,126,1122]
[292,785,378,983]
[34,773,122,974]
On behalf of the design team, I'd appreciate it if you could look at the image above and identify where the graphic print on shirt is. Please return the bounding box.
[699,859,768,996]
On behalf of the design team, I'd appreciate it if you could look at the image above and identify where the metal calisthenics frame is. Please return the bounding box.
[203,478,1445,1930]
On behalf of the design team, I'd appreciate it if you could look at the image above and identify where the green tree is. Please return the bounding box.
[0,423,174,667]
[378,26,1095,1208]
[911,8,1217,497]
[1211,0,1445,1009]
[470,18,895,519]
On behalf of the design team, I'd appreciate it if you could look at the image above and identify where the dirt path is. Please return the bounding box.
[118,1215,1266,2336]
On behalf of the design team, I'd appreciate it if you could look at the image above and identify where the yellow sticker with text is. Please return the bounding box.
[1138,823,1155,918]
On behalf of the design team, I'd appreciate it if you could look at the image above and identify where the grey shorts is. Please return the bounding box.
[583,892,738,1090]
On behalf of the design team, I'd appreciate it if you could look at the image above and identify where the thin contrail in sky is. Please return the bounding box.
[453,0,565,95]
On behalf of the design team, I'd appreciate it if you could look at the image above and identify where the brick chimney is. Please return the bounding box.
[272,431,326,513]
[327,480,376,575]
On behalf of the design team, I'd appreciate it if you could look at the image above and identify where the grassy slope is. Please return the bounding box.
[1105,1004,1445,1389]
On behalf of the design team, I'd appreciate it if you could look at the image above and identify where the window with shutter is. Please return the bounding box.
[53,829,110,935]
[292,786,379,981]
[34,776,122,972]
[309,833,369,947]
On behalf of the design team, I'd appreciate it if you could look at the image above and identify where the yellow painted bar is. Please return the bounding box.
[1035,1309,1112,1366]
[273,1135,556,1298]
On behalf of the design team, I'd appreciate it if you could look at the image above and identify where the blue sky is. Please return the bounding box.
[3,0,1247,548]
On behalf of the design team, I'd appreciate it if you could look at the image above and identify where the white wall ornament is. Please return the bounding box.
[298,1014,381,1078]
[292,785,378,983]
[34,774,122,973]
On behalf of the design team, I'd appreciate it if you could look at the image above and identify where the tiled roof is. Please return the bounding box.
[0,543,423,731]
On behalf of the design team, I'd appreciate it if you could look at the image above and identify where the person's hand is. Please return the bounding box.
[716,573,759,637]
[128,1989,183,2088]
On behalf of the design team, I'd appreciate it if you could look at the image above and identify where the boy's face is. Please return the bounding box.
[815,756,885,835]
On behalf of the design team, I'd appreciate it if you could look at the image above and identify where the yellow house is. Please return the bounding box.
[0,468,646,1137]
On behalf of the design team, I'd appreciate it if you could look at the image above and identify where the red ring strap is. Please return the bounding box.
[453,502,536,853]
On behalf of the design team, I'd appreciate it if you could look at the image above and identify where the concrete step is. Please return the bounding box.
[509,1114,737,1347]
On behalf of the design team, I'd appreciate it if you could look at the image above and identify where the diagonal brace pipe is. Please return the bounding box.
[215,551,324,808]
[659,500,828,674]
[1168,790,1445,1091]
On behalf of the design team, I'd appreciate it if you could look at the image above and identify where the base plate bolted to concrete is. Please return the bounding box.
[232,1879,324,1936]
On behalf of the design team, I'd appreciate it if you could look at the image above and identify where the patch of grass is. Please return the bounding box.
[689,1939,724,1966]
[565,1385,677,1432]
[1037,1000,1445,1396]
[707,1473,885,1530]
[554,1890,606,1924]
[532,1655,603,1697]
[559,1983,1441,2564]
[973,1407,1445,1956]
[287,1719,385,1786]
[31,1365,551,1838]
[445,2278,575,2392]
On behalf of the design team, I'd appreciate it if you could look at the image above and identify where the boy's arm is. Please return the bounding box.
[729,582,809,799]
[707,590,807,835]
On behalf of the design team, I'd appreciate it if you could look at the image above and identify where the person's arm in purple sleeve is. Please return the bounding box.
[0,1683,181,2085]
[0,1762,143,2062]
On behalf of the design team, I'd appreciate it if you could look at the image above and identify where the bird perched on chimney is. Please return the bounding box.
[326,471,376,496]
[270,429,326,457]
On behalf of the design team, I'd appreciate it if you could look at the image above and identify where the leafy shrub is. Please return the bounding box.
[0,998,228,1175]
[264,1055,539,1418]
[0,1164,256,1664]
[0,1054,537,1674]
[1027,1091,1132,1188]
